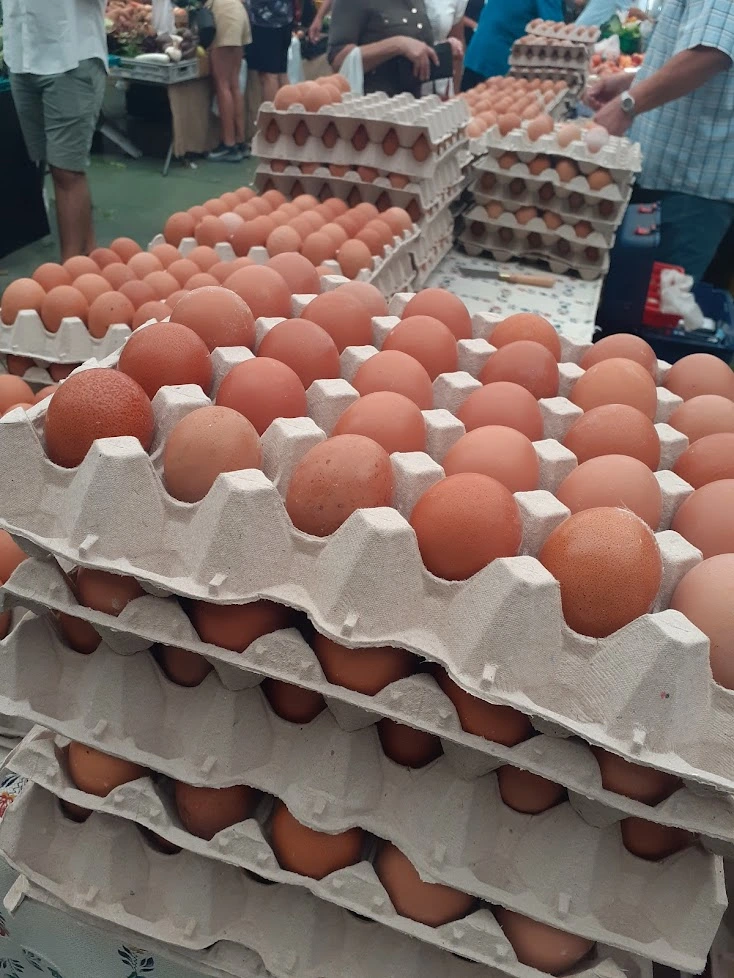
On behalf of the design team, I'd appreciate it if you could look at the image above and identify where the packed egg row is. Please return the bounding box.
[465,221,604,265]
[476,171,621,221]
[262,117,439,165]
[460,76,567,139]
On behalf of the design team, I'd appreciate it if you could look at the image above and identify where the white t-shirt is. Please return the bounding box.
[423,0,468,44]
[3,0,107,76]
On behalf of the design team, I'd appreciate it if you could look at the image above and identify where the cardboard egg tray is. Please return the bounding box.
[412,235,454,290]
[0,356,62,391]
[525,20,600,45]
[510,37,592,69]
[6,569,734,859]
[465,90,570,159]
[408,207,457,267]
[0,782,655,978]
[458,224,610,281]
[0,310,131,365]
[2,725,723,973]
[464,202,614,251]
[509,66,588,95]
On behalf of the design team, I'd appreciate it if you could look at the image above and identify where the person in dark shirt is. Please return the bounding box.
[246,0,295,103]
[463,0,485,46]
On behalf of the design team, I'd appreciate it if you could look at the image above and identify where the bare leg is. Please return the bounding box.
[211,46,237,146]
[50,165,93,260]
[277,72,289,89]
[260,72,280,104]
[215,45,245,145]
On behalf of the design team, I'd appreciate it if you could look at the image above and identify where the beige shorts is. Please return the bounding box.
[211,0,252,47]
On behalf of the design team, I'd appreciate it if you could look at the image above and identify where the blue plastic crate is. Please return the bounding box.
[636,281,734,365]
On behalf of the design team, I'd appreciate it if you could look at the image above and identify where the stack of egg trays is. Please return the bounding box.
[0,291,729,973]
[524,20,600,45]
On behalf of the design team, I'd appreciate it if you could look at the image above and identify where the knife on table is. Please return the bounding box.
[458,266,556,288]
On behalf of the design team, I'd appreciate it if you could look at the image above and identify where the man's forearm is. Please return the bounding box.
[633,46,732,114]
[331,35,405,73]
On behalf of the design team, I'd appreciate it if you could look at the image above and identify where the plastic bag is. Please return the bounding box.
[594,35,621,60]
[660,269,705,333]
[287,34,305,83]
[152,0,175,35]
[339,46,364,96]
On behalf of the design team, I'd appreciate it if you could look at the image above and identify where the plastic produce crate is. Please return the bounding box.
[643,261,685,330]
[636,281,734,365]
[109,57,199,84]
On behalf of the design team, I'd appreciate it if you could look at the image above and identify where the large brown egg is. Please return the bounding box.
[563,404,660,469]
[158,645,213,687]
[63,255,99,278]
[435,668,532,744]
[670,554,734,689]
[410,473,521,580]
[127,252,164,279]
[496,909,595,975]
[332,391,426,454]
[672,432,734,488]
[144,270,181,300]
[333,282,388,318]
[381,207,413,237]
[175,781,257,840]
[0,376,34,415]
[190,598,290,653]
[668,394,734,443]
[33,262,72,291]
[1,278,46,324]
[378,718,442,767]
[593,748,681,804]
[556,455,662,529]
[621,817,695,861]
[337,240,373,280]
[286,434,393,536]
[498,766,566,814]
[216,357,307,435]
[101,262,135,291]
[270,801,364,879]
[87,292,135,338]
[41,286,89,331]
[479,341,559,399]
[163,406,262,503]
[73,273,116,305]
[382,316,457,381]
[571,358,658,420]
[672,480,734,558]
[224,266,291,319]
[258,318,340,389]
[302,291,372,352]
[164,211,196,246]
[68,742,147,796]
[401,290,472,341]
[119,321,212,398]
[490,314,561,361]
[146,241,180,266]
[119,279,157,311]
[580,334,656,376]
[132,300,172,330]
[457,382,543,440]
[210,257,253,284]
[539,508,662,637]
[171,287,255,351]
[375,842,475,926]
[442,425,539,492]
[263,677,326,722]
[312,633,415,694]
[266,253,320,295]
[665,353,734,401]
[352,350,433,410]
[44,368,154,468]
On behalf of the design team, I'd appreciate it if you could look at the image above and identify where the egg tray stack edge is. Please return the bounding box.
[0,724,721,975]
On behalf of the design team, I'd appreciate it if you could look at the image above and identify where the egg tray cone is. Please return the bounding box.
[9,557,734,856]
[0,781,654,978]
[0,309,131,365]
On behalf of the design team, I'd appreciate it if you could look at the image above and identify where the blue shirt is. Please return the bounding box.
[464,0,565,79]
[630,0,734,201]
[574,0,618,26]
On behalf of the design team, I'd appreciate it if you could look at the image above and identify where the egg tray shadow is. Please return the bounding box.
[0,782,655,978]
[8,557,734,855]
[7,725,721,974]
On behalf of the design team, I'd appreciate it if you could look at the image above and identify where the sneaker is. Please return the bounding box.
[207,142,238,161]
[237,142,252,159]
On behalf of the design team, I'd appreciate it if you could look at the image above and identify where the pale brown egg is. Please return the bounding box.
[336,240,373,280]
[302,291,372,351]
[539,508,662,637]
[491,313,561,361]
[593,748,681,804]
[672,480,734,558]
[171,286,255,351]
[270,801,364,879]
[119,279,157,311]
[216,357,307,435]
[63,255,99,278]
[580,334,657,376]
[479,341,559,399]
[33,262,73,292]
[164,211,196,247]
[127,252,164,280]
[498,113,521,135]
[672,432,734,487]
[174,781,257,840]
[587,169,613,191]
[557,123,581,148]
[527,115,553,142]
[564,404,660,468]
[352,350,433,410]
[258,318,340,389]
[286,434,393,536]
[486,201,504,219]
[190,598,291,652]
[556,455,662,528]
[68,741,147,796]
[333,391,426,454]
[556,159,580,183]
[412,134,430,162]
[621,817,695,861]
[132,300,172,330]
[668,394,734,443]
[184,272,220,291]
[571,358,658,420]
[498,765,566,813]
[496,909,595,975]
[1,278,46,324]
[263,253,318,295]
[443,425,539,492]
[410,473,521,580]
[399,290,472,342]
[457,382,544,440]
[101,262,135,290]
[158,645,213,687]
[262,677,326,722]
[87,291,135,338]
[0,376,34,415]
[41,286,89,331]
[333,281,388,318]
[671,554,734,689]
[312,633,415,694]
[375,842,475,926]
[382,316,457,381]
[665,353,734,401]
[435,668,532,744]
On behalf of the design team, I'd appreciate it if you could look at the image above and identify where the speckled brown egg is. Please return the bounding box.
[664,353,734,401]
[496,909,595,975]
[563,404,660,468]
[435,668,532,744]
[557,455,662,529]
[312,633,416,694]
[175,781,257,840]
[270,801,364,879]
[571,358,658,419]
[498,766,566,813]
[375,842,475,926]
[171,286,255,351]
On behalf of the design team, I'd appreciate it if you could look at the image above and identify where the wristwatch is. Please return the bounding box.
[620,91,637,116]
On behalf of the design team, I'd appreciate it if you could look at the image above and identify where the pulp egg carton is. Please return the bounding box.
[0,784,654,978]
[466,91,570,159]
[0,310,131,365]
[412,236,454,290]
[7,581,734,860]
[465,202,615,250]
[5,726,723,974]
[458,224,610,281]
[408,206,457,267]
[0,356,62,390]
[526,19,600,44]
[510,36,592,68]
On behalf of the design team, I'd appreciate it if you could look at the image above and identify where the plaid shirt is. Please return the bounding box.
[630,0,734,201]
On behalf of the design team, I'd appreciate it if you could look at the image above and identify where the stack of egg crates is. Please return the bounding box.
[0,283,730,978]
[510,20,600,95]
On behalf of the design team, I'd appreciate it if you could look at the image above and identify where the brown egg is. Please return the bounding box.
[673,432,734,487]
[571,358,658,420]
[44,368,154,468]
[188,205,209,223]
[216,357,307,435]
[556,159,580,183]
[621,817,694,861]
[443,425,539,493]
[41,286,89,331]
[87,292,135,338]
[101,263,136,291]
[5,354,34,377]
[127,252,164,280]
[170,286,255,351]
[557,123,581,148]
[333,282,388,318]
[132,300,172,330]
[175,781,257,840]
[184,272,220,291]
[68,741,147,796]
[262,677,326,722]
[479,341,559,399]
[49,363,80,382]
[671,554,734,689]
[457,382,543,440]
[381,207,413,237]
[498,113,521,136]
[73,272,115,305]
[410,473,521,580]
[401,290,472,342]
[230,216,277,256]
[190,598,290,653]
[672,480,734,557]
[486,201,504,219]
[527,117,550,142]
[557,455,662,528]
[497,909,595,975]
[412,134,430,161]
[159,645,213,687]
[332,391,426,454]
[593,748,681,804]
[265,253,320,295]
[224,266,291,320]
[33,262,72,292]
[378,718,442,768]
[258,318,339,389]
[498,766,566,814]
[312,633,415,694]
[528,155,551,177]
[538,182,556,204]
[270,801,364,879]
[336,240,373,280]
[0,531,27,586]
[34,385,58,404]
[1,278,46,324]
[497,152,518,171]
[382,316,457,381]
[539,508,662,637]
[302,291,372,351]
[203,197,231,217]
[491,314,561,361]
[564,404,660,468]
[149,243,181,269]
[164,211,196,246]
[375,842,474,926]
[580,334,656,376]
[665,353,734,401]
[0,376,34,414]
[466,119,487,138]
[435,668,532,744]
[119,279,157,311]
[668,394,734,443]
[320,222,349,253]
[63,255,99,278]
[352,350,433,410]
[598,199,616,218]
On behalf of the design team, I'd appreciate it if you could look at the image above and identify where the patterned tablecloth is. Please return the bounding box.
[426,249,604,347]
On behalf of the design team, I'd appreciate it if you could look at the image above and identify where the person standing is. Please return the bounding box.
[587,0,734,280]
[246,0,295,104]
[208,0,252,162]
[3,0,107,260]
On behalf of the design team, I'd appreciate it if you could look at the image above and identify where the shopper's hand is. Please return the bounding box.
[401,37,440,82]
[584,72,633,110]
[448,36,464,60]
[308,16,324,43]
[594,96,632,137]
